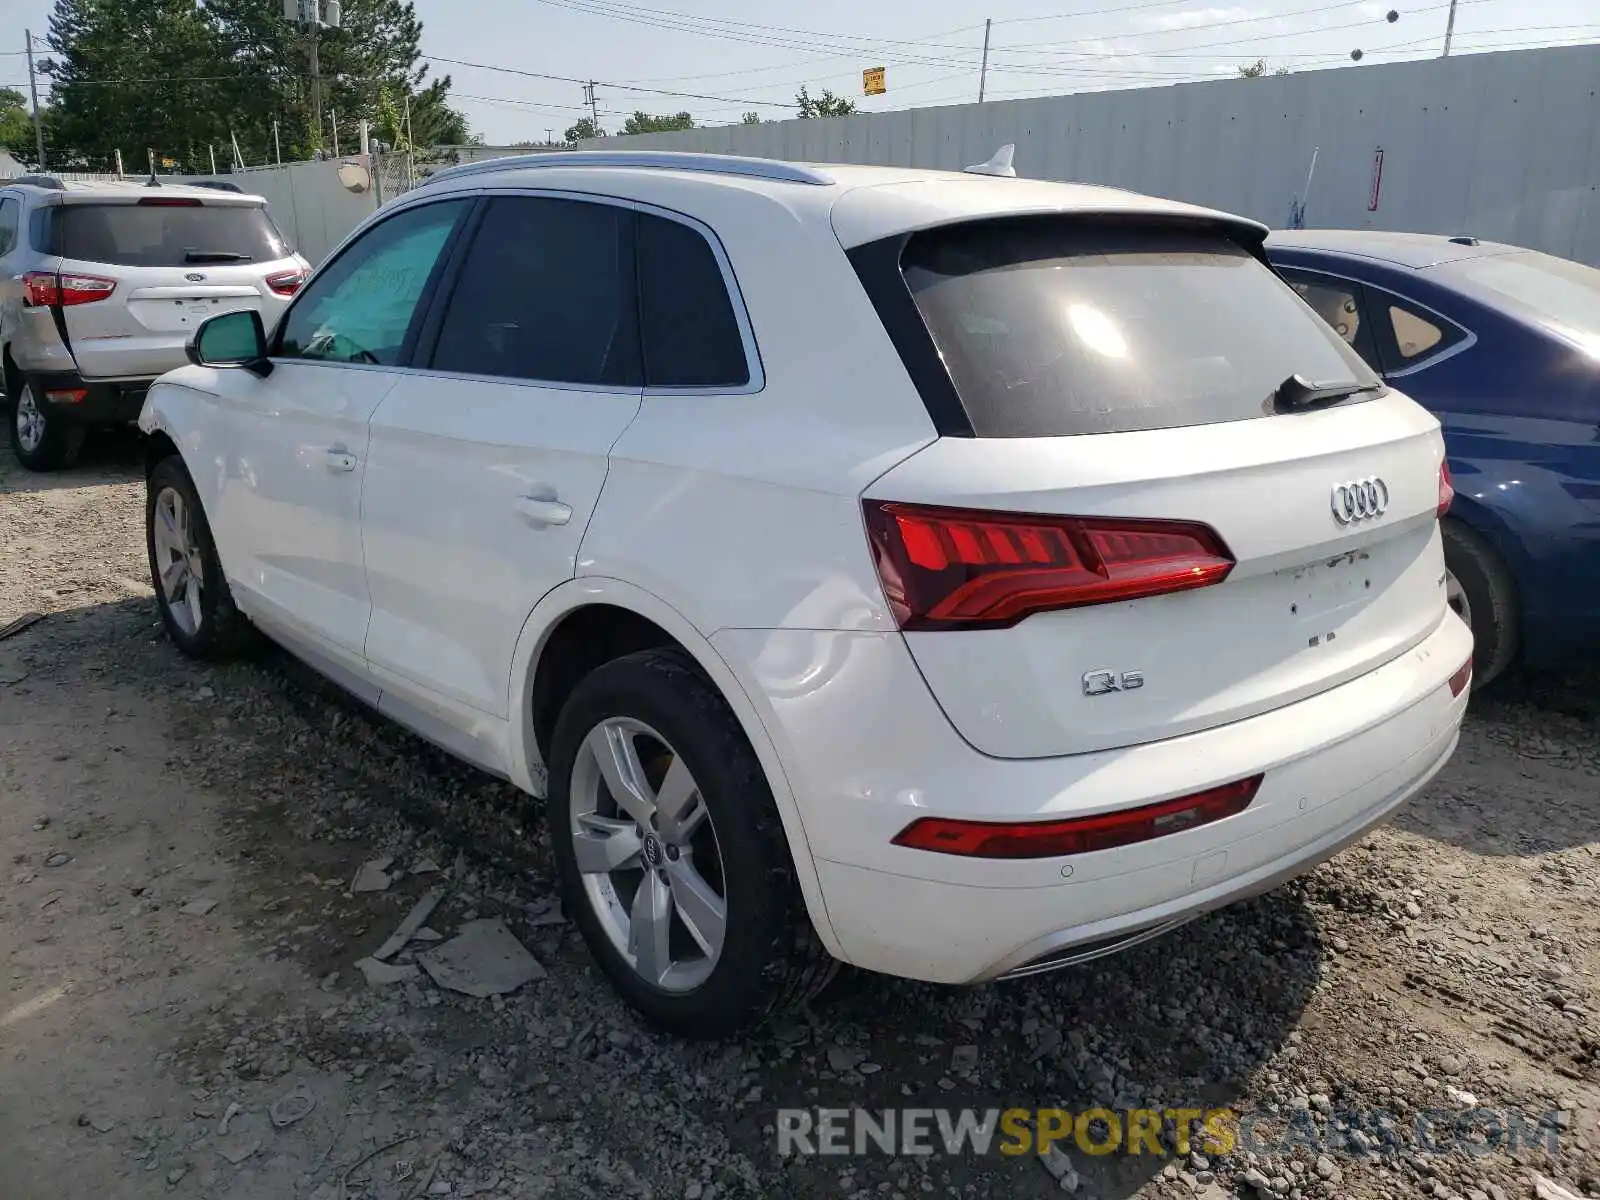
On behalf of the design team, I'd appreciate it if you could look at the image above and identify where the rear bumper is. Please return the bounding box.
[28,371,150,425]
[712,609,1472,984]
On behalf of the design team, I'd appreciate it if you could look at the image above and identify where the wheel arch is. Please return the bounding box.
[508,577,844,960]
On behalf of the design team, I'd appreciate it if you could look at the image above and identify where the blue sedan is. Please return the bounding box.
[1266,231,1600,688]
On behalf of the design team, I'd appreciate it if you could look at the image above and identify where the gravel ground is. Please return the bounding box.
[2,428,1597,1200]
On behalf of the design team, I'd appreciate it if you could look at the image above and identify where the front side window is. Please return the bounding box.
[429,195,638,387]
[901,221,1378,438]
[279,199,468,366]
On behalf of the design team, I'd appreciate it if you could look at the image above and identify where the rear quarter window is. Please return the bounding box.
[53,202,289,268]
[895,220,1378,437]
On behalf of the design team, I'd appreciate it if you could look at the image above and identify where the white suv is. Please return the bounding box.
[139,151,1472,1037]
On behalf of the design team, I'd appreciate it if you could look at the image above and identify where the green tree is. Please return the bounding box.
[741,111,761,125]
[620,110,693,135]
[795,85,855,118]
[0,88,37,157]
[41,0,468,170]
[563,116,604,145]
[1237,58,1291,77]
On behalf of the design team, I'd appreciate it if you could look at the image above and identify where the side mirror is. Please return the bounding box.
[188,309,273,377]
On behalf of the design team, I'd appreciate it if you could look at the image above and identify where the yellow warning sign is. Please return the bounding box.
[863,66,886,96]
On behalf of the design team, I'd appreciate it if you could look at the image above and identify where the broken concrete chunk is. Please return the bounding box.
[217,1137,261,1166]
[372,887,444,961]
[411,855,442,875]
[269,1088,316,1128]
[180,898,218,916]
[355,956,422,987]
[950,1045,979,1075]
[351,855,396,893]
[412,926,444,942]
[417,918,545,997]
[1040,1143,1080,1192]
[826,1044,866,1073]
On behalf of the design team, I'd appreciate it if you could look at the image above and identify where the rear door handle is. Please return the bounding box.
[515,493,573,527]
[325,448,357,473]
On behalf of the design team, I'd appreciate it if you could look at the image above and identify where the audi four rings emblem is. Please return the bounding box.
[1331,477,1390,524]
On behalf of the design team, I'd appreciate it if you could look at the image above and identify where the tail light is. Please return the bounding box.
[266,269,306,297]
[862,500,1235,631]
[1437,460,1454,519]
[137,197,203,207]
[22,270,116,307]
[893,776,1263,859]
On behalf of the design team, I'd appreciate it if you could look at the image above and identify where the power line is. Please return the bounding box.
[422,54,802,109]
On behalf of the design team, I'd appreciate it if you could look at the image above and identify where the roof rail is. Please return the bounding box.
[420,150,835,189]
[11,174,66,190]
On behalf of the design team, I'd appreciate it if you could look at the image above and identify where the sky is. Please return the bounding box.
[0,0,1595,144]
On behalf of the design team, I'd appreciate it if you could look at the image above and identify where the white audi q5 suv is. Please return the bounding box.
[139,150,1472,1037]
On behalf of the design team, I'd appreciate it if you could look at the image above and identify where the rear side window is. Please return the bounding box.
[430,195,639,387]
[0,197,19,256]
[897,221,1378,437]
[52,202,289,268]
[636,213,749,389]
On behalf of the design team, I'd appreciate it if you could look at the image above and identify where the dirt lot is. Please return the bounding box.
[2,429,1598,1200]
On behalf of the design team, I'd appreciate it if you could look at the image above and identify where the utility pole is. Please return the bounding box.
[209,145,217,174]
[978,18,992,103]
[1442,0,1458,56]
[583,81,600,132]
[272,120,281,165]
[25,30,45,168]
[309,26,323,152]
[331,110,340,156]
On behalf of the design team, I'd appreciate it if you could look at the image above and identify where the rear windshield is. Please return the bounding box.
[1436,250,1600,347]
[51,202,289,268]
[902,221,1378,437]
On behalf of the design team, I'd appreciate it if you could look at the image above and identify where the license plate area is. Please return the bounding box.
[1286,549,1376,625]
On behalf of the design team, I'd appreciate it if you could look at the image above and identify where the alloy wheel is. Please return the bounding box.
[15,385,45,454]
[568,716,728,993]
[151,486,206,636]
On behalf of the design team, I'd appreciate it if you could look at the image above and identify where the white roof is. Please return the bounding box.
[415,151,1268,249]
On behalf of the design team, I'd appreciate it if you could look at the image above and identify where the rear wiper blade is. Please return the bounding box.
[1272,374,1383,413]
[184,250,250,263]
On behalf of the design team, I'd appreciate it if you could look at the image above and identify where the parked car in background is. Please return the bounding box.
[0,176,309,471]
[140,151,1470,1036]
[1267,232,1600,688]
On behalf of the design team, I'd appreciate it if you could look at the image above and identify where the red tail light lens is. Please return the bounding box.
[893,776,1264,859]
[266,269,306,297]
[1437,460,1454,519]
[862,500,1235,631]
[137,196,203,207]
[22,270,115,306]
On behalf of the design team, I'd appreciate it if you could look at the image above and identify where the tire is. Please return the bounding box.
[1442,518,1519,689]
[8,377,85,471]
[146,455,259,660]
[548,647,835,1038]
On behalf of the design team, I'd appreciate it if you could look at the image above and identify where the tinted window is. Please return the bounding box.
[430,196,638,387]
[1439,250,1600,345]
[55,202,289,267]
[1285,273,1381,370]
[902,221,1377,438]
[280,199,467,366]
[0,198,19,256]
[636,213,748,388]
[1367,290,1468,375]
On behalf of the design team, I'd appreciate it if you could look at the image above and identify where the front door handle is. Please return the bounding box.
[325,448,357,473]
[515,493,573,527]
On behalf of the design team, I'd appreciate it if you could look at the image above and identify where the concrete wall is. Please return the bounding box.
[600,44,1600,265]
[181,158,378,265]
